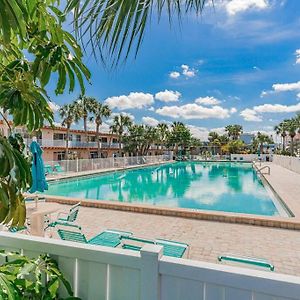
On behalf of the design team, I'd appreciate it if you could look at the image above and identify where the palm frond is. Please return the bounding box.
[66,0,210,66]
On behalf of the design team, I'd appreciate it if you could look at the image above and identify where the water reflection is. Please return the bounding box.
[47,162,279,216]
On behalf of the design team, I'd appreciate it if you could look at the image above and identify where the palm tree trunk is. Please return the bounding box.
[282,135,285,151]
[83,116,90,157]
[118,134,122,157]
[96,123,100,158]
[66,126,70,160]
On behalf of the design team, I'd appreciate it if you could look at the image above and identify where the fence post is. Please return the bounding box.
[140,244,163,300]
[76,158,79,173]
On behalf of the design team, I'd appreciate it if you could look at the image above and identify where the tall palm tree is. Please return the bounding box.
[225,125,243,141]
[256,132,273,155]
[110,114,132,156]
[89,103,111,157]
[157,123,170,150]
[274,121,288,151]
[74,95,98,156]
[285,119,298,155]
[59,104,79,159]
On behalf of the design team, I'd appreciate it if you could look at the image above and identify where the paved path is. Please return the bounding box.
[256,162,300,219]
[47,204,300,277]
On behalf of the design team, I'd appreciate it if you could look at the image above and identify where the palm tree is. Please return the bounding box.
[69,1,209,66]
[89,103,111,157]
[274,121,288,151]
[157,123,170,150]
[110,114,132,156]
[256,132,273,155]
[74,95,98,145]
[225,125,243,140]
[285,119,298,155]
[59,104,79,159]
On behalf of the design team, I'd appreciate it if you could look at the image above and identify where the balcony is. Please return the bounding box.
[24,139,121,149]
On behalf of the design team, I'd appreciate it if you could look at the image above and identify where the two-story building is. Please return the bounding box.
[0,120,121,161]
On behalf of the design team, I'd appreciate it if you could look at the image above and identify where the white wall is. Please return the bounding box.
[273,155,300,174]
[0,232,299,300]
[230,154,272,162]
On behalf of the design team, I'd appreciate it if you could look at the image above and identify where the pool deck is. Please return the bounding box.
[34,202,300,277]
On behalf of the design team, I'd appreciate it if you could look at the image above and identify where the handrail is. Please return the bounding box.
[218,255,274,271]
[257,165,270,175]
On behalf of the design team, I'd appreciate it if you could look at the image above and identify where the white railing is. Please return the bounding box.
[0,232,299,300]
[273,155,300,174]
[231,154,273,162]
[25,139,120,149]
[45,155,172,173]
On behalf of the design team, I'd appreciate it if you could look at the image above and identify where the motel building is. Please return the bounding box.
[0,120,165,161]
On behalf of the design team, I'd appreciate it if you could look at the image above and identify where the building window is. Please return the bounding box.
[76,135,81,142]
[89,136,96,142]
[112,138,118,143]
[101,137,108,143]
[90,151,98,159]
[53,133,72,140]
[54,151,66,161]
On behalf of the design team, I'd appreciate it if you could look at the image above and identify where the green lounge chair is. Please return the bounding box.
[58,229,132,247]
[8,226,28,234]
[44,164,54,175]
[218,255,274,271]
[47,202,81,229]
[121,236,189,258]
[54,164,64,173]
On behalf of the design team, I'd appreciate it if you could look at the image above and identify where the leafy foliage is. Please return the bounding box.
[67,0,209,66]
[0,0,90,225]
[0,250,79,299]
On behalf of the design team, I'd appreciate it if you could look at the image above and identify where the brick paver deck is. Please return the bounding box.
[47,203,300,277]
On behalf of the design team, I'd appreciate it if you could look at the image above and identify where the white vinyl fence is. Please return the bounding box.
[45,155,172,173]
[0,232,299,300]
[273,155,300,174]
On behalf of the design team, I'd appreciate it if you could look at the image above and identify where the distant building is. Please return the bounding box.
[240,133,255,145]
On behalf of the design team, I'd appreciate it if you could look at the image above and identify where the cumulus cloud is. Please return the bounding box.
[195,96,221,106]
[105,92,154,110]
[295,49,300,64]
[156,103,236,120]
[240,102,300,122]
[181,64,196,78]
[142,116,159,127]
[261,81,300,96]
[240,109,263,122]
[87,121,110,133]
[169,64,197,79]
[225,0,269,15]
[187,125,226,141]
[169,71,180,79]
[48,101,60,112]
[155,90,181,102]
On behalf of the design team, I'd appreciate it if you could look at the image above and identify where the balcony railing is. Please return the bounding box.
[0,232,299,300]
[24,139,121,149]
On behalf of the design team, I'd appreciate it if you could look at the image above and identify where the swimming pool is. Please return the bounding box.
[46,162,286,216]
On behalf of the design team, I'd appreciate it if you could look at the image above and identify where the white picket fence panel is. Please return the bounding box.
[0,232,299,300]
[273,155,300,174]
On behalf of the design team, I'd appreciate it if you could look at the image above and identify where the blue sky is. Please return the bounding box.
[48,0,300,141]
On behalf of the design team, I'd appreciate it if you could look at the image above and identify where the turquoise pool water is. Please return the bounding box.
[46,162,282,216]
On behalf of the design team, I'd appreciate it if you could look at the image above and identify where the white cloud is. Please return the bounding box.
[240,109,263,122]
[187,125,226,141]
[295,49,300,64]
[225,0,269,15]
[142,116,159,127]
[87,121,110,133]
[169,71,180,79]
[240,102,300,122]
[181,64,196,78]
[148,106,155,111]
[195,96,221,106]
[261,81,300,96]
[155,90,181,102]
[105,92,154,110]
[156,103,236,120]
[48,101,60,112]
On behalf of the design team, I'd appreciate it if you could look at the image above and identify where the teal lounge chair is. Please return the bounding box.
[54,164,64,173]
[58,229,132,247]
[218,255,274,271]
[8,226,28,234]
[47,202,81,228]
[44,164,54,175]
[121,236,189,258]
